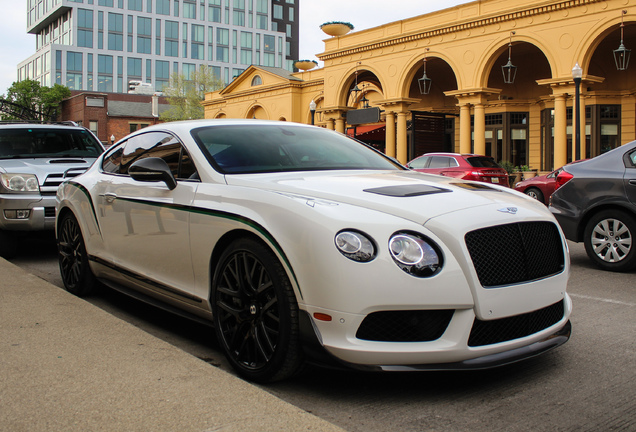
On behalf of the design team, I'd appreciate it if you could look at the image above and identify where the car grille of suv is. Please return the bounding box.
[465,221,565,287]
[468,300,564,347]
[41,169,88,195]
[356,309,454,342]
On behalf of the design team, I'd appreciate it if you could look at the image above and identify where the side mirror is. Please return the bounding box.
[128,157,177,190]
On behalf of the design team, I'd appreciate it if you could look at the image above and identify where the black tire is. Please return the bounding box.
[524,187,545,204]
[0,229,18,259]
[583,210,636,272]
[58,212,98,296]
[212,237,303,383]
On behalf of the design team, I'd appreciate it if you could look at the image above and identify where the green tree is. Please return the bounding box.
[0,79,71,121]
[160,65,225,121]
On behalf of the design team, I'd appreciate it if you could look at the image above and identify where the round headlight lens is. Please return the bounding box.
[335,230,376,262]
[1,173,40,192]
[389,232,442,277]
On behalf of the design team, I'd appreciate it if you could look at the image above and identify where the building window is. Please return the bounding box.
[77,9,94,48]
[263,34,275,67]
[129,123,150,133]
[191,24,204,59]
[108,12,124,51]
[208,0,221,23]
[184,0,196,18]
[156,0,169,15]
[98,54,113,92]
[273,4,282,19]
[98,0,114,6]
[240,31,252,65]
[89,121,98,136]
[127,0,142,11]
[137,16,152,53]
[66,52,83,90]
[165,20,179,57]
[127,57,142,79]
[155,60,170,91]
[251,75,262,86]
[216,28,229,62]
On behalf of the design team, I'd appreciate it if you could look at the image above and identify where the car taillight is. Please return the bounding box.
[555,170,574,190]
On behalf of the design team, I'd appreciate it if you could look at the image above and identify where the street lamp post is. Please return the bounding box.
[110,134,115,145]
[309,100,316,125]
[572,63,583,161]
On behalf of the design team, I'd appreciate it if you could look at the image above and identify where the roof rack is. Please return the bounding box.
[0,120,80,127]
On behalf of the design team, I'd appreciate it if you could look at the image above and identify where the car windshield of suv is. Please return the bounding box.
[192,125,404,174]
[0,128,103,159]
[466,156,500,168]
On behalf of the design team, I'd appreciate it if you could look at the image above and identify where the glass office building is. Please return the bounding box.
[19,0,299,93]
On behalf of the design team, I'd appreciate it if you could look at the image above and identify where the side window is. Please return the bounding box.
[120,132,198,180]
[448,157,460,167]
[629,151,636,168]
[429,156,450,168]
[102,145,124,174]
[409,156,429,169]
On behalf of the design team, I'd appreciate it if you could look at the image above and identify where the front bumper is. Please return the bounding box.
[0,194,56,231]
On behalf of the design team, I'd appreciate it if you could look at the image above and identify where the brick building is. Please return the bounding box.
[61,91,170,145]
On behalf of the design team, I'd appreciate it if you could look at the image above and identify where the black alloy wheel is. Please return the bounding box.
[583,209,636,272]
[58,212,98,296]
[212,237,302,383]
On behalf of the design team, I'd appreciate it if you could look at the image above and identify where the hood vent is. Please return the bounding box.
[364,184,452,197]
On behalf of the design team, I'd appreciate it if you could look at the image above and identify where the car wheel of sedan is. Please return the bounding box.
[583,210,636,272]
[525,187,544,204]
[58,212,98,296]
[0,229,18,259]
[212,237,303,383]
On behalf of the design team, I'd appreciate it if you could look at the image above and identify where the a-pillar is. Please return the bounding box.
[385,112,396,158]
[554,94,568,169]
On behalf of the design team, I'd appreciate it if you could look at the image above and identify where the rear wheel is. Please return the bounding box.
[0,229,18,259]
[583,210,636,272]
[58,212,98,296]
[212,237,302,383]
[524,187,544,204]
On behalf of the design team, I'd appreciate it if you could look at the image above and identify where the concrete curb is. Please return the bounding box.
[0,258,345,431]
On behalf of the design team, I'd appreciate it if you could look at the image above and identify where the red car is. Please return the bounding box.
[513,168,564,205]
[407,153,509,186]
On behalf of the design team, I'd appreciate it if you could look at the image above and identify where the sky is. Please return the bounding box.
[0,0,469,96]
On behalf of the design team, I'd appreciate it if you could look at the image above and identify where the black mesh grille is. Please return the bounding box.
[465,222,564,287]
[44,207,56,217]
[468,300,565,347]
[356,310,454,342]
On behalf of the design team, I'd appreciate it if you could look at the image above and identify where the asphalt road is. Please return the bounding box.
[9,234,636,432]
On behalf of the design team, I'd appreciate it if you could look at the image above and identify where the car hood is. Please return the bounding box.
[226,170,544,225]
[0,157,97,185]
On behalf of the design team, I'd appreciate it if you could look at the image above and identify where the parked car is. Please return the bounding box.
[57,119,571,383]
[407,153,509,186]
[514,167,565,205]
[0,122,105,258]
[550,140,636,271]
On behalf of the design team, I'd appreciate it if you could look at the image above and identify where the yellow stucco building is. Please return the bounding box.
[203,0,635,172]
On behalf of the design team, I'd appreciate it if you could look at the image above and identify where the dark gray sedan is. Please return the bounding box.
[550,140,636,272]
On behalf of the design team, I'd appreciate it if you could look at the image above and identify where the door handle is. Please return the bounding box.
[629,180,636,186]
[103,192,117,203]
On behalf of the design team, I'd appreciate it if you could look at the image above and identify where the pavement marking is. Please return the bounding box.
[569,293,636,307]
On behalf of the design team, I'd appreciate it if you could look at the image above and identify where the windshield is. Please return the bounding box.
[192,124,403,174]
[0,128,103,159]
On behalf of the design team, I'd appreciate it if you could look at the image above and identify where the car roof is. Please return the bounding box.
[0,122,85,130]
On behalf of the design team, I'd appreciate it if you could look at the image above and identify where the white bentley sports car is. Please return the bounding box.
[56,119,572,382]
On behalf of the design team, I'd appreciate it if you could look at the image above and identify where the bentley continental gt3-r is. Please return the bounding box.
[56,119,572,382]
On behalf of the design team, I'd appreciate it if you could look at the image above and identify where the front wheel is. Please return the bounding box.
[212,237,303,383]
[583,210,636,272]
[58,212,98,296]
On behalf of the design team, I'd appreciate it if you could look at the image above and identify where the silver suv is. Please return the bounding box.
[0,122,104,258]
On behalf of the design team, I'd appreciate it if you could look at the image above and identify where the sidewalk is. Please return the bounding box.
[0,258,345,432]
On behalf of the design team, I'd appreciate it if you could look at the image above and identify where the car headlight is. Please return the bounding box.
[389,232,442,277]
[1,173,40,193]
[335,230,376,262]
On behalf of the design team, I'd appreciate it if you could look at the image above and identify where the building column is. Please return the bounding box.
[385,111,396,158]
[335,118,346,133]
[459,103,472,154]
[474,103,486,156]
[396,111,409,164]
[554,94,568,169]
[326,118,335,130]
